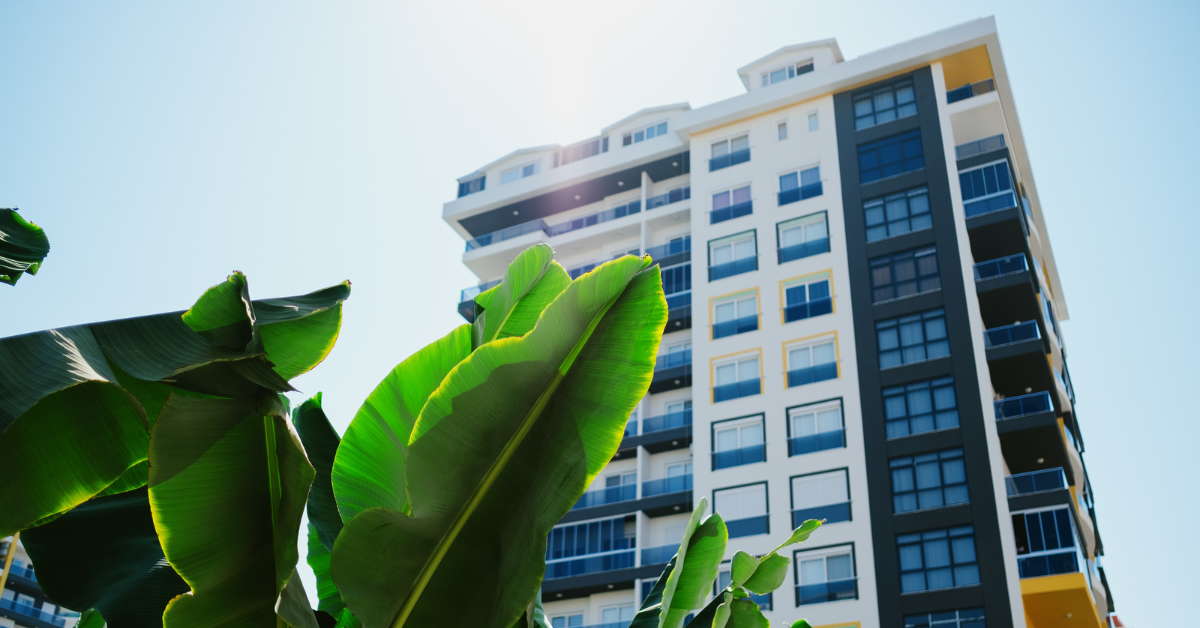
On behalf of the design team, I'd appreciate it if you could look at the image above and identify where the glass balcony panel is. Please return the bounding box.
[994,391,1053,420]
[788,429,845,456]
[1005,468,1067,496]
[641,543,681,565]
[984,320,1040,347]
[973,253,1028,281]
[0,598,66,627]
[573,484,637,510]
[1018,550,1079,578]
[783,295,833,322]
[646,237,691,261]
[459,279,503,303]
[786,362,838,387]
[624,419,638,438]
[642,474,692,497]
[655,349,692,371]
[964,192,1017,217]
[709,201,753,225]
[646,187,691,210]
[708,257,757,281]
[465,218,547,251]
[544,549,637,579]
[545,201,642,238]
[794,578,858,606]
[641,409,692,434]
[777,238,830,264]
[725,514,769,538]
[792,502,851,527]
[709,148,751,172]
[712,378,760,402]
[777,182,823,206]
[713,314,759,339]
[711,444,766,470]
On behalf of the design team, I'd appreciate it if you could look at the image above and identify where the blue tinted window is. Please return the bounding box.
[854,80,917,130]
[959,160,1017,217]
[870,247,941,302]
[859,130,925,183]
[876,308,949,368]
[865,186,930,241]
[890,448,968,513]
[898,526,979,593]
[882,376,959,439]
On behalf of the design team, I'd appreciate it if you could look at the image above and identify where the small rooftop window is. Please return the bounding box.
[500,160,541,185]
[762,60,814,87]
[623,121,668,146]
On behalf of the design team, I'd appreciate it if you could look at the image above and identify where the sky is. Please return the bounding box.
[1,0,1195,624]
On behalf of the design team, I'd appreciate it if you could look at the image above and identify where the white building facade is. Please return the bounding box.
[443,18,1114,628]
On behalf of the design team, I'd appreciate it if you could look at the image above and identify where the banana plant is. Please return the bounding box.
[0,207,50,286]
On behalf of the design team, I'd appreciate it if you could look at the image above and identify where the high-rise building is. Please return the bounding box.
[0,536,80,628]
[442,17,1114,628]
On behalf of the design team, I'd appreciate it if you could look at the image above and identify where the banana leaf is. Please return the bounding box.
[630,498,727,628]
[330,255,666,628]
[0,207,50,285]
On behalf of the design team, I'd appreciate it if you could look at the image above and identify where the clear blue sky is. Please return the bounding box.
[1,1,1193,623]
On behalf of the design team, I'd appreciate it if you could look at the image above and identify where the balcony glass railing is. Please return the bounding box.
[946,78,995,104]
[573,484,637,510]
[783,296,833,323]
[545,201,642,238]
[792,502,851,527]
[624,419,638,438]
[646,186,691,209]
[646,237,691,262]
[778,238,830,264]
[726,514,769,538]
[1005,468,1067,496]
[0,598,66,627]
[708,257,757,281]
[777,182,823,206]
[712,444,766,470]
[1018,550,1079,579]
[974,253,1028,281]
[713,314,759,339]
[964,191,1018,218]
[795,578,858,606]
[713,378,760,402]
[994,391,1053,420]
[642,474,692,498]
[709,148,751,172]
[710,201,753,225]
[789,428,845,456]
[984,320,1040,348]
[665,291,691,311]
[955,133,1005,161]
[641,409,692,434]
[545,548,637,579]
[459,279,502,303]
[641,543,681,565]
[465,218,547,251]
[787,362,838,388]
[655,349,691,371]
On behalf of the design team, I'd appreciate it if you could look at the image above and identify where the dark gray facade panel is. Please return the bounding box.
[834,66,1016,627]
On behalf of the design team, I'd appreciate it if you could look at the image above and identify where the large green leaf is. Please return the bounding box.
[20,487,189,627]
[277,568,319,628]
[307,524,344,615]
[630,497,727,628]
[472,244,570,346]
[0,207,50,285]
[148,393,315,627]
[294,394,343,551]
[331,255,666,628]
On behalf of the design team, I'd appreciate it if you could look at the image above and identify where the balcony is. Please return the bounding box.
[712,444,766,470]
[786,362,837,388]
[708,257,757,281]
[974,253,1028,281]
[713,378,760,403]
[1006,468,1067,497]
[624,419,638,438]
[650,350,692,394]
[726,514,769,538]
[664,292,692,333]
[647,237,691,269]
[642,474,692,498]
[545,548,637,579]
[641,409,691,434]
[783,296,833,323]
[0,599,66,628]
[464,218,546,251]
[995,391,1053,421]
[574,484,637,510]
[792,502,851,527]
[794,578,858,606]
[646,186,691,210]
[712,314,758,339]
[709,148,750,172]
[710,201,753,225]
[777,238,830,264]
[1019,550,1079,579]
[789,428,845,456]
[984,320,1040,348]
[777,182,823,206]
[946,78,995,104]
[641,543,680,565]
[955,133,1005,161]
[545,200,642,238]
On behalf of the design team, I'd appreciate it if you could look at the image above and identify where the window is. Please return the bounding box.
[786,337,837,387]
[713,417,765,469]
[792,470,850,525]
[500,160,541,184]
[794,546,857,605]
[808,112,819,132]
[1013,507,1080,578]
[778,122,788,140]
[877,308,949,368]
[558,137,608,166]
[891,448,968,513]
[789,400,844,456]
[959,160,1016,217]
[870,247,941,302]
[782,274,832,323]
[600,605,635,626]
[550,614,583,628]
[710,135,750,171]
[709,231,757,281]
[761,60,813,86]
[854,79,917,130]
[457,175,485,198]
[904,609,986,628]
[778,166,822,205]
[656,341,691,373]
[883,377,959,438]
[713,292,758,339]
[545,517,636,578]
[777,213,829,263]
[713,353,761,402]
[711,185,753,224]
[865,186,931,242]
[858,130,924,183]
[623,121,669,146]
[898,526,980,592]
[714,483,768,538]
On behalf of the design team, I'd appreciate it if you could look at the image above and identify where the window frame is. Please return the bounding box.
[499,159,542,185]
[807,111,819,132]
[786,397,845,454]
[783,333,839,388]
[622,120,669,147]
[869,246,942,304]
[709,133,751,171]
[958,158,1018,217]
[777,165,822,206]
[775,212,830,264]
[792,542,858,604]
[876,308,950,369]
[711,349,763,392]
[779,271,834,324]
[889,448,969,514]
[883,376,960,439]
[760,59,814,87]
[864,186,932,242]
[858,129,925,183]
[777,120,788,141]
[790,467,852,521]
[708,230,758,281]
[710,288,760,340]
[852,78,917,130]
[897,526,980,593]
[711,414,766,453]
[712,480,770,533]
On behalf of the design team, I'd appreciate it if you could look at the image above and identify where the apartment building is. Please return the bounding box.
[443,18,1115,628]
[0,537,79,628]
